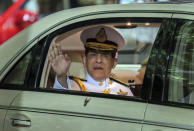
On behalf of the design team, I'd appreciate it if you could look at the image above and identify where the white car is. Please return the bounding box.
[0,2,194,131]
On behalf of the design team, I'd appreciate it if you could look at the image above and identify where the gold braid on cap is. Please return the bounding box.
[96,28,107,42]
[85,28,118,51]
[85,42,117,51]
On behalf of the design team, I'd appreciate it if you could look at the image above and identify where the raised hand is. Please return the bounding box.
[48,43,71,77]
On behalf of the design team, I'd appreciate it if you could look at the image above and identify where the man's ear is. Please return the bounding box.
[82,55,86,65]
[112,58,117,69]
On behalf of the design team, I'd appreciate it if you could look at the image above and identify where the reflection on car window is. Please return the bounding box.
[2,52,32,85]
[167,20,194,105]
[1,42,43,87]
[45,19,161,98]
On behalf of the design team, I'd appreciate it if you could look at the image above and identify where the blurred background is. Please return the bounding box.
[0,0,169,45]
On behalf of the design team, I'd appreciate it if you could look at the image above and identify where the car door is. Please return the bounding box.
[142,14,194,131]
[1,6,172,131]
[3,19,147,131]
[0,37,44,131]
[0,90,21,131]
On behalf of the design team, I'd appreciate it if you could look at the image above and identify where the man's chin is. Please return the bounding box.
[92,75,106,81]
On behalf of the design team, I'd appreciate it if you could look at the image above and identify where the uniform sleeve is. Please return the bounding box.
[127,88,134,96]
[53,76,71,89]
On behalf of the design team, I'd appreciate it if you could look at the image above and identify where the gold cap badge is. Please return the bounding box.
[96,28,107,43]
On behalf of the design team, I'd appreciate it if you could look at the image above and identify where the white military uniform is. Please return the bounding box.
[53,73,133,96]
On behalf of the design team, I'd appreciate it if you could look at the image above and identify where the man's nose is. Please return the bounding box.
[96,54,102,63]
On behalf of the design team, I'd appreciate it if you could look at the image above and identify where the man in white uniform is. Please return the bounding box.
[48,25,133,96]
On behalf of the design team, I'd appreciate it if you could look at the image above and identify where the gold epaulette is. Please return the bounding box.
[69,76,87,92]
[110,77,129,86]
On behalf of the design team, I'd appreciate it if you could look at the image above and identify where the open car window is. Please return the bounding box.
[41,19,161,98]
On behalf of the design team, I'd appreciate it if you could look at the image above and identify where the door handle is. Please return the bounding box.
[11,119,31,127]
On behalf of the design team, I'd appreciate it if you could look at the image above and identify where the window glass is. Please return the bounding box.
[1,42,43,87]
[2,52,32,85]
[45,18,161,98]
[115,23,159,84]
[118,25,159,64]
[146,19,173,101]
[167,20,194,105]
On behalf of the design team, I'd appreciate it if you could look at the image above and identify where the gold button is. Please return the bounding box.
[103,89,111,94]
[98,81,103,86]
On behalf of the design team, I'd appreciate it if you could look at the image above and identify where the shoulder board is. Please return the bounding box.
[110,77,129,86]
[68,76,87,81]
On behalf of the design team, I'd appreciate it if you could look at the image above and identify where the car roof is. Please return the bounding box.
[2,3,194,46]
[1,3,194,73]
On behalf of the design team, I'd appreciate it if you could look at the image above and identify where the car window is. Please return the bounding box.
[115,24,159,84]
[44,18,161,99]
[1,41,44,88]
[167,19,194,105]
[2,52,32,85]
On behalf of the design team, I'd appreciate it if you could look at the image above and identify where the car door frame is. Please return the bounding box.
[142,12,194,131]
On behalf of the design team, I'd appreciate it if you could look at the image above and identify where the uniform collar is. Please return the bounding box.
[86,73,111,87]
